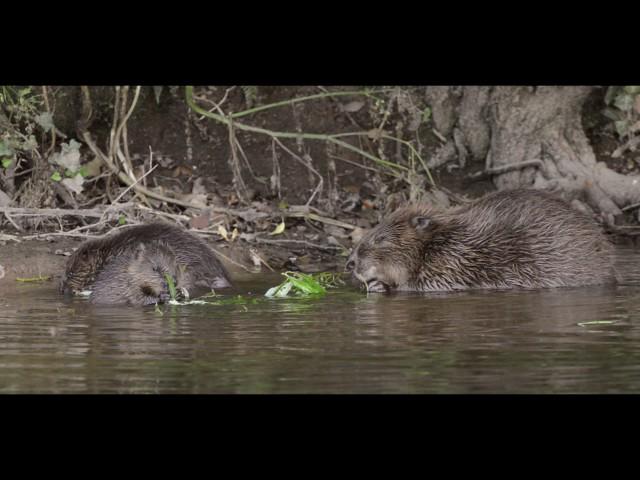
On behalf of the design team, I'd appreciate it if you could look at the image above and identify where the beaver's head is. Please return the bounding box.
[345,205,439,292]
[59,243,104,295]
[90,242,187,306]
[127,243,186,305]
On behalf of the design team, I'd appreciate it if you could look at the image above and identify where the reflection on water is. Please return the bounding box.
[1,248,640,393]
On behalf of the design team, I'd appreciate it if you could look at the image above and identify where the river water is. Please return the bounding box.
[1,247,640,393]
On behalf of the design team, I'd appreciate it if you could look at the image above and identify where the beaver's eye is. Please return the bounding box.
[372,236,387,245]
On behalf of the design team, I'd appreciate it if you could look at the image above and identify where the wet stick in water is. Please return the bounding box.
[16,275,52,282]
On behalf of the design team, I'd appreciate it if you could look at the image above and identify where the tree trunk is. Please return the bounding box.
[425,86,640,224]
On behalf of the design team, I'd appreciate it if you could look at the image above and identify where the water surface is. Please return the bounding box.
[1,247,640,393]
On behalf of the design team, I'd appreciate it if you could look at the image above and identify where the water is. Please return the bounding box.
[2,247,640,393]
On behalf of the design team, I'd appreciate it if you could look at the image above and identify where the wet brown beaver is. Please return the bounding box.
[345,189,616,293]
[90,241,185,305]
[60,222,232,304]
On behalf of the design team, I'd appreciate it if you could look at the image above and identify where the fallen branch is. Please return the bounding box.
[0,206,125,218]
[243,236,344,251]
[468,159,545,180]
[285,210,357,230]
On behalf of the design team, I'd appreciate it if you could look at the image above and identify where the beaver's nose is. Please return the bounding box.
[345,259,356,272]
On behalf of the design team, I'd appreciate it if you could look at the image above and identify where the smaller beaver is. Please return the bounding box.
[346,189,616,293]
[90,242,185,305]
[60,222,232,304]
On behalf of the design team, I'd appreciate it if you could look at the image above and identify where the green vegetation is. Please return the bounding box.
[15,275,52,282]
[164,273,178,301]
[265,271,345,298]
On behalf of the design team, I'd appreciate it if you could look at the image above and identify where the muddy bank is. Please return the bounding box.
[0,232,344,295]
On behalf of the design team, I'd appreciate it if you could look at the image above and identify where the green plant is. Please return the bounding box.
[603,86,640,138]
[265,271,345,298]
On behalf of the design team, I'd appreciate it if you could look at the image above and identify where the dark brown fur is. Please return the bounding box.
[90,242,184,305]
[346,189,616,292]
[60,222,232,303]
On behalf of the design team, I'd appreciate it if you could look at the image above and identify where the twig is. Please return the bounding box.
[468,159,545,180]
[205,245,254,273]
[0,206,113,218]
[3,211,24,232]
[226,89,393,119]
[285,210,356,230]
[612,135,640,159]
[246,237,343,251]
[194,86,235,121]
[185,86,406,175]
[41,86,56,158]
[432,128,447,143]
[272,137,323,206]
[327,153,383,174]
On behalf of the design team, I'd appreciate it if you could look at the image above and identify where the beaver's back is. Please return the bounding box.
[446,189,615,288]
[60,222,231,294]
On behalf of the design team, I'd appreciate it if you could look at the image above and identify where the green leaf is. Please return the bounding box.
[78,166,89,177]
[21,135,37,151]
[64,169,76,177]
[614,94,634,112]
[164,273,177,301]
[284,272,326,295]
[35,112,54,132]
[602,107,622,121]
[615,120,629,136]
[0,141,13,157]
[422,106,432,123]
[49,139,81,171]
[604,86,621,105]
[118,215,126,225]
[1,158,12,169]
[51,171,62,182]
[269,220,286,235]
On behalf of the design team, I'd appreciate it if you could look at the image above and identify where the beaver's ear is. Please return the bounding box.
[411,216,432,233]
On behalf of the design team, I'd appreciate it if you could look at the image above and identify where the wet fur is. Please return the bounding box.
[347,189,616,292]
[61,222,232,303]
[90,242,183,305]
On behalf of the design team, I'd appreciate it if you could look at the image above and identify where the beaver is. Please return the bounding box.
[60,222,232,304]
[90,241,185,305]
[345,189,616,293]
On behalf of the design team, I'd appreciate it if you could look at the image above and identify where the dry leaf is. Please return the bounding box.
[269,220,286,235]
[172,165,192,177]
[231,228,239,242]
[340,100,365,113]
[217,225,229,241]
[367,128,383,140]
[61,174,85,195]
